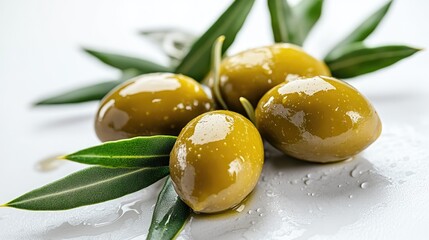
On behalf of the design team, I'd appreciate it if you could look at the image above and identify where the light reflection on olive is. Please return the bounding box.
[95,73,214,142]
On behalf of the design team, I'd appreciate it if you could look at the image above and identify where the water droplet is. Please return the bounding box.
[349,195,354,199]
[256,208,262,213]
[350,165,360,178]
[247,210,253,215]
[265,190,273,197]
[304,179,313,185]
[289,179,298,184]
[259,213,264,217]
[338,184,342,188]
[360,182,369,189]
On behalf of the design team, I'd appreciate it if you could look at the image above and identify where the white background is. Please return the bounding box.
[1,0,429,239]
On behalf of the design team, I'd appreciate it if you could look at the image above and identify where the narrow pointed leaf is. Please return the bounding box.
[147,177,190,240]
[267,0,297,44]
[4,166,169,210]
[64,136,177,168]
[34,80,121,105]
[34,69,141,105]
[294,0,324,44]
[175,0,255,81]
[326,44,421,78]
[325,0,393,60]
[84,48,171,73]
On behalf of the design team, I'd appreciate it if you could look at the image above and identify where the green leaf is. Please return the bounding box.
[147,177,190,240]
[34,80,121,105]
[175,0,255,81]
[326,44,421,78]
[294,0,324,44]
[267,0,297,44]
[84,48,171,73]
[63,136,177,168]
[268,0,323,45]
[4,166,169,210]
[34,69,141,105]
[325,0,393,60]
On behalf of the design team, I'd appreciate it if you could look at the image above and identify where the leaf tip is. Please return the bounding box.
[82,48,98,57]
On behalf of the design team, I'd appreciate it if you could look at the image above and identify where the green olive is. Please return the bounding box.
[208,43,331,113]
[255,76,382,163]
[95,73,214,142]
[169,110,264,213]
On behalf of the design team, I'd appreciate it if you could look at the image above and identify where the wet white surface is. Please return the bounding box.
[1,0,429,239]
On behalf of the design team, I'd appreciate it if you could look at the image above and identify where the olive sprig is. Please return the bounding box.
[35,0,255,105]
[35,0,419,106]
[1,136,189,239]
[2,35,257,238]
[269,0,420,78]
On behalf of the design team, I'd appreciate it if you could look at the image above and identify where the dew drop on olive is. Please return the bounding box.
[255,76,382,163]
[207,43,331,113]
[169,110,264,213]
[95,73,214,142]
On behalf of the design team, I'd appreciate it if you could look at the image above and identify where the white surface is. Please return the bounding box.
[1,0,429,239]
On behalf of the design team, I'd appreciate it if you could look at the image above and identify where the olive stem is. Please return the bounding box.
[239,97,256,124]
[212,35,228,110]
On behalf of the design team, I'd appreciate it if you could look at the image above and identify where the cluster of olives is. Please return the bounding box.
[95,43,381,213]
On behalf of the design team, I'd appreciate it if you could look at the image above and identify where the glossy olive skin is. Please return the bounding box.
[211,43,331,113]
[256,76,382,163]
[95,73,214,142]
[170,110,264,213]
